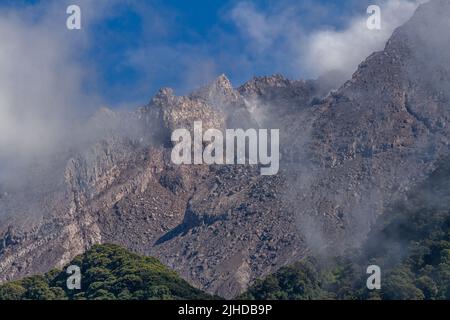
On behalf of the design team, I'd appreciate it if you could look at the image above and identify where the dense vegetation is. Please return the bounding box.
[0,244,214,300]
[242,158,450,300]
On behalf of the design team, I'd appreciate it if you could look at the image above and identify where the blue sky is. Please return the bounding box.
[0,0,420,108]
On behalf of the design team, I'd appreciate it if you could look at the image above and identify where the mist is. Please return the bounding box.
[0,0,136,195]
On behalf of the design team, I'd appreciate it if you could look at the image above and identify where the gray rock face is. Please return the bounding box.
[1,0,450,299]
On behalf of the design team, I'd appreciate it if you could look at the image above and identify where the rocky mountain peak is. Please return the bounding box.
[238,74,290,96]
[214,74,233,91]
[150,87,176,108]
[190,74,241,108]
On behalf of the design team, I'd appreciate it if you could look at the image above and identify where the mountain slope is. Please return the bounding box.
[242,156,450,300]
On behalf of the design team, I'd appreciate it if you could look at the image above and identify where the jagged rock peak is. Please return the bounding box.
[157,87,175,97]
[190,74,241,106]
[198,74,234,94]
[237,74,297,97]
[241,74,290,88]
[149,87,176,108]
[213,74,233,91]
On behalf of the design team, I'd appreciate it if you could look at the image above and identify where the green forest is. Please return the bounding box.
[0,244,215,300]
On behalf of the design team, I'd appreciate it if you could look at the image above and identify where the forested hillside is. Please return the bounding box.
[0,244,215,300]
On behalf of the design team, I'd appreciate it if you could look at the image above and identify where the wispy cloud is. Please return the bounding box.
[304,0,426,78]
[0,0,123,181]
[0,2,85,157]
[230,0,425,79]
[0,0,426,164]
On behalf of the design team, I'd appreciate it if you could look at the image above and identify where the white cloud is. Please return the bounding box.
[230,0,426,80]
[0,0,111,159]
[230,2,285,51]
[305,0,426,78]
[0,15,79,155]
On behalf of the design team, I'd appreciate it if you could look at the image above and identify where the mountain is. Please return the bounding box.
[1,0,450,299]
[242,155,450,300]
[5,152,450,303]
[0,244,214,300]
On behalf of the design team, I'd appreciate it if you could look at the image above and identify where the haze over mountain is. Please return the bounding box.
[1,0,450,299]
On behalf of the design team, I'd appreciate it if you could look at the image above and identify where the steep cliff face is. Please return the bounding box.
[1,0,450,299]
[295,0,450,250]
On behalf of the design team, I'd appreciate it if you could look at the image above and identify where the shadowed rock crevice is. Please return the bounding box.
[155,202,228,245]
